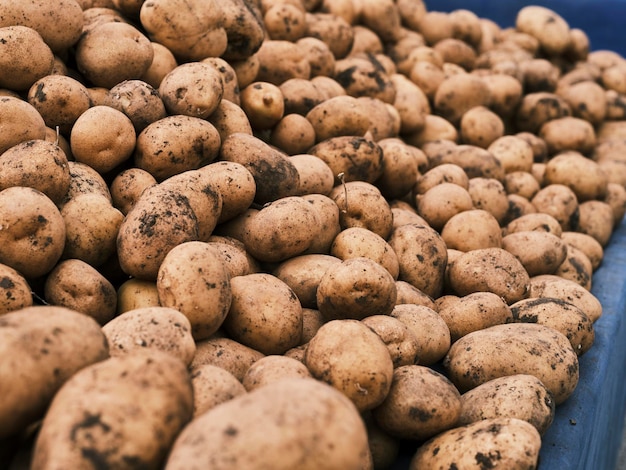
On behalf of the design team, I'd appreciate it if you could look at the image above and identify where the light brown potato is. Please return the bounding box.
[240,81,285,131]
[394,282,436,309]
[561,231,603,270]
[434,38,477,71]
[255,39,311,85]
[558,80,606,125]
[516,5,571,55]
[531,183,579,232]
[305,319,393,412]
[510,297,594,356]
[576,200,615,247]
[502,230,568,277]
[435,292,514,343]
[417,10,454,45]
[488,135,534,174]
[408,60,445,101]
[109,168,157,215]
[444,322,578,404]
[448,247,530,304]
[555,244,594,290]
[0,187,66,279]
[298,193,342,255]
[529,275,602,323]
[201,57,241,105]
[434,73,491,125]
[207,99,253,142]
[31,350,193,470]
[288,153,334,195]
[241,355,312,392]
[306,95,370,142]
[404,114,459,147]
[604,182,626,225]
[504,171,541,199]
[295,36,335,78]
[0,26,54,92]
[224,273,303,355]
[190,364,246,418]
[459,106,504,148]
[0,305,109,440]
[166,378,371,470]
[190,336,264,382]
[503,194,537,226]
[410,417,541,469]
[459,374,555,436]
[416,182,474,231]
[540,117,597,157]
[58,161,112,209]
[376,138,427,200]
[108,79,168,133]
[330,227,399,279]
[333,56,395,104]
[280,78,325,116]
[519,58,560,93]
[364,413,400,470]
[44,259,117,325]
[441,209,502,252]
[361,315,420,367]
[271,116,317,157]
[390,304,450,366]
[140,41,178,89]
[430,144,505,181]
[299,307,325,344]
[504,212,563,237]
[0,263,32,315]
[207,235,261,279]
[389,73,429,135]
[481,73,523,118]
[264,3,307,41]
[316,257,397,321]
[413,163,469,195]
[0,96,48,155]
[116,278,160,314]
[515,92,572,134]
[304,11,354,60]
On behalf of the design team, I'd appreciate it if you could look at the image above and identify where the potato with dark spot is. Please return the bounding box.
[108,79,168,134]
[441,209,503,252]
[561,231,604,270]
[362,315,420,367]
[110,168,157,216]
[429,144,505,181]
[190,337,264,382]
[190,364,246,418]
[434,73,491,125]
[529,275,602,322]
[531,183,579,232]
[331,227,399,279]
[0,263,32,315]
[502,230,568,277]
[576,200,615,247]
[554,244,594,290]
[515,91,571,134]
[416,183,473,232]
[304,12,354,60]
[255,39,311,85]
[0,26,54,92]
[504,212,563,237]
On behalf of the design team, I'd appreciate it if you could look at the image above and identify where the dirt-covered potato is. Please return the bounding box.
[441,209,503,252]
[459,106,504,148]
[458,374,555,435]
[270,116,317,157]
[330,227,399,279]
[305,95,370,143]
[305,319,393,412]
[166,378,371,469]
[0,187,66,279]
[561,231,604,270]
[487,135,534,174]
[504,171,541,199]
[44,259,117,325]
[207,99,253,142]
[0,26,54,92]
[255,39,311,85]
[448,248,530,304]
[540,116,597,156]
[190,364,246,418]
[468,177,509,224]
[361,315,419,367]
[515,92,571,134]
[410,417,541,469]
[554,244,594,290]
[429,144,505,181]
[504,212,563,237]
[0,305,109,439]
[502,230,568,277]
[444,322,578,404]
[413,163,469,195]
[241,354,312,392]
[107,79,167,134]
[416,182,474,231]
[576,200,615,247]
[531,183,580,232]
[516,5,571,55]
[333,56,395,104]
[529,274,602,323]
[285,153,333,195]
[109,168,157,215]
[389,74,430,136]
[481,73,523,118]
[219,0,265,61]
[304,11,354,60]
[434,73,491,125]
[31,350,193,469]
[206,235,260,279]
[436,292,513,343]
[0,263,32,315]
[190,337,264,382]
[201,57,241,105]
[375,138,427,200]
[239,81,285,131]
[558,80,607,125]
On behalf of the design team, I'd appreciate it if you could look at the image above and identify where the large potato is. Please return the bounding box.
[501,230,568,277]
[516,5,571,56]
[0,306,109,439]
[0,26,54,92]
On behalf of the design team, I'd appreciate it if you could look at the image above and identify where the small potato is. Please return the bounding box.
[410,417,541,469]
[240,81,285,131]
[561,231,603,270]
[390,73,430,135]
[59,161,112,208]
[510,297,594,356]
[331,227,399,279]
[296,36,336,78]
[305,319,393,412]
[108,79,168,133]
[540,117,597,156]
[434,38,477,71]
[445,322,579,404]
[435,292,513,343]
[0,305,109,439]
[390,304,450,365]
[604,182,626,225]
[448,248,530,304]
[516,5,571,55]
[515,92,571,134]
[60,194,124,267]
[280,78,325,116]
[224,273,303,355]
[116,278,160,314]
[519,58,560,93]
[488,135,534,174]
[468,176,510,224]
[109,168,157,215]
[531,184,579,232]
[0,187,66,279]
[157,241,231,341]
[271,116,317,156]
[403,114,459,147]
[159,62,224,119]
[166,378,371,470]
[31,350,193,470]
[441,209,502,252]
[242,355,312,392]
[416,182,474,231]
[576,200,615,247]
[305,12,354,60]
[504,171,541,199]
[529,275,602,323]
[481,73,523,118]
[362,315,420,367]
[434,73,491,125]
[0,26,54,92]
[207,235,261,278]
[316,257,397,321]
[70,105,136,174]
[190,364,246,418]
[0,263,33,315]
[289,153,334,195]
[191,337,264,382]
[373,365,461,441]
[408,60,445,101]
[44,259,117,325]
[334,56,395,104]
[0,96,47,155]
[459,374,555,436]
[558,81,607,125]
[503,194,537,226]
[459,106,504,148]
[413,163,469,195]
[416,11,454,45]
[502,230,568,277]
[358,96,401,141]
[389,223,448,299]
[306,95,370,142]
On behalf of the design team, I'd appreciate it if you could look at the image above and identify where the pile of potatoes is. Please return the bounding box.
[2,0,626,468]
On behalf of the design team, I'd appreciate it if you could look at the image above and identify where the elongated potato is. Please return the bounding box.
[529,274,602,322]
[501,230,568,277]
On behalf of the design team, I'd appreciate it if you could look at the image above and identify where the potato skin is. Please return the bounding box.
[190,337,264,382]
[165,378,371,470]
[0,263,33,315]
[0,306,109,439]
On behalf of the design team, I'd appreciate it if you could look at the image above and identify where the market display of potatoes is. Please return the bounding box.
[3,0,626,468]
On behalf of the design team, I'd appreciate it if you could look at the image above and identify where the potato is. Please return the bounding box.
[561,231,604,270]
[287,153,334,195]
[504,171,541,199]
[224,273,302,355]
[407,60,445,101]
[44,258,116,325]
[448,248,530,304]
[0,26,54,92]
[481,73,523,118]
[604,182,626,224]
[0,139,70,206]
[140,41,178,89]
[0,96,47,156]
[434,73,491,125]
[190,337,264,382]
[458,374,555,435]
[220,0,265,61]
[375,138,427,200]
[306,95,370,143]
[116,278,160,314]
[417,10,454,45]
[0,305,109,439]
[359,315,418,368]
[264,3,307,41]
[516,5,570,55]
[459,106,504,148]
[502,230,568,277]
[27,75,92,136]
[117,184,199,281]
[531,183,579,232]
[515,92,571,134]
[109,168,157,215]
[333,56,395,104]
[166,378,371,469]
[220,132,300,205]
[241,354,312,391]
[416,182,473,231]
[108,79,168,133]
[413,163,469,195]
[158,62,224,119]
[504,212,562,237]
[201,57,241,105]
[255,39,311,85]
[519,58,560,93]
[436,292,513,343]
[279,78,324,116]
[558,80,607,125]
[293,36,335,79]
[372,364,461,441]
[190,364,246,418]
[576,200,615,247]
[510,297,594,356]
[555,244,594,290]
[390,304,450,366]
[331,227,399,279]
[363,414,400,470]
[239,81,284,131]
[445,322,578,404]
[403,114,459,147]
[207,236,260,279]
[389,223,448,299]
[487,135,534,174]
[0,187,65,279]
[304,12,354,60]
[103,304,195,363]
[540,116,597,156]
[441,209,503,252]
[70,105,136,174]
[410,417,541,469]
[529,275,602,323]
[429,144,505,181]
[305,319,393,411]
[31,350,193,469]
[59,161,112,208]
[60,194,124,267]
[139,0,227,61]
[0,263,32,315]
[271,116,317,157]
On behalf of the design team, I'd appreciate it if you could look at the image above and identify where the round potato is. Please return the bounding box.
[0,96,47,155]
[531,184,579,232]
[0,26,54,92]
[241,355,312,392]
[501,230,568,277]
[109,168,157,215]
[116,278,160,315]
[190,364,246,418]
[240,81,285,131]
[416,182,474,232]
[108,79,168,134]
[330,227,399,279]
[0,263,33,315]
[361,315,420,367]
[441,209,502,252]
[529,275,602,323]
[190,336,264,382]
[434,73,491,125]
